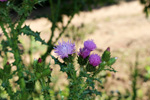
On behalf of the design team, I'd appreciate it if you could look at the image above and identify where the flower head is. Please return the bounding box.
[54,40,75,58]
[84,40,96,51]
[89,54,101,67]
[78,47,90,59]
[6,62,10,65]
[0,0,7,2]
[38,58,42,63]
[106,47,110,52]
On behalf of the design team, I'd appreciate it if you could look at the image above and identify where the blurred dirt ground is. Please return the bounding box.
[23,0,150,52]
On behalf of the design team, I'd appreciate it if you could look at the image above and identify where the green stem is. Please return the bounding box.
[29,36,33,65]
[132,52,139,100]
[10,19,27,100]
[41,0,58,61]
[54,16,73,44]
[39,78,51,100]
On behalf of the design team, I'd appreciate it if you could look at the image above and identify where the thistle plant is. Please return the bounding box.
[52,39,117,99]
[0,0,117,99]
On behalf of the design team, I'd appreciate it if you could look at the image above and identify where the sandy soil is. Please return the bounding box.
[24,0,150,54]
[70,1,150,50]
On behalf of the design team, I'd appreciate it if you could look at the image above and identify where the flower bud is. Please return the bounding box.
[89,54,101,67]
[6,62,9,65]
[38,58,42,63]
[102,47,111,62]
[78,48,90,59]
[36,58,44,72]
[4,61,11,74]
[106,47,110,52]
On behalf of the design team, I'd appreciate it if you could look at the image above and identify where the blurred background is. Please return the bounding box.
[1,0,150,99]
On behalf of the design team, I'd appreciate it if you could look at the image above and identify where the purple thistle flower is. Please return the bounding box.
[89,54,101,67]
[54,40,75,59]
[0,0,7,2]
[78,47,91,59]
[84,40,96,51]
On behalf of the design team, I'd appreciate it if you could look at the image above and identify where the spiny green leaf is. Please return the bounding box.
[104,66,117,73]
[21,25,47,45]
[1,40,10,56]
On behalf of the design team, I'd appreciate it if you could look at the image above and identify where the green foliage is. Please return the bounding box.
[21,25,47,45]
[140,0,150,17]
[144,65,150,79]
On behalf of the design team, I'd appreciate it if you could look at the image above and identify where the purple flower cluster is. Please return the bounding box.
[78,40,96,58]
[78,48,90,59]
[0,0,7,2]
[54,40,75,59]
[78,40,101,67]
[54,39,102,67]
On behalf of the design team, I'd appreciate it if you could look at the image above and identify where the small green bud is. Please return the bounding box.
[36,58,44,72]
[106,47,110,51]
[4,61,11,74]
[107,57,117,66]
[102,47,111,62]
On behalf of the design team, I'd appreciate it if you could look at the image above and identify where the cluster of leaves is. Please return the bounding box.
[0,59,52,100]
[144,65,150,80]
